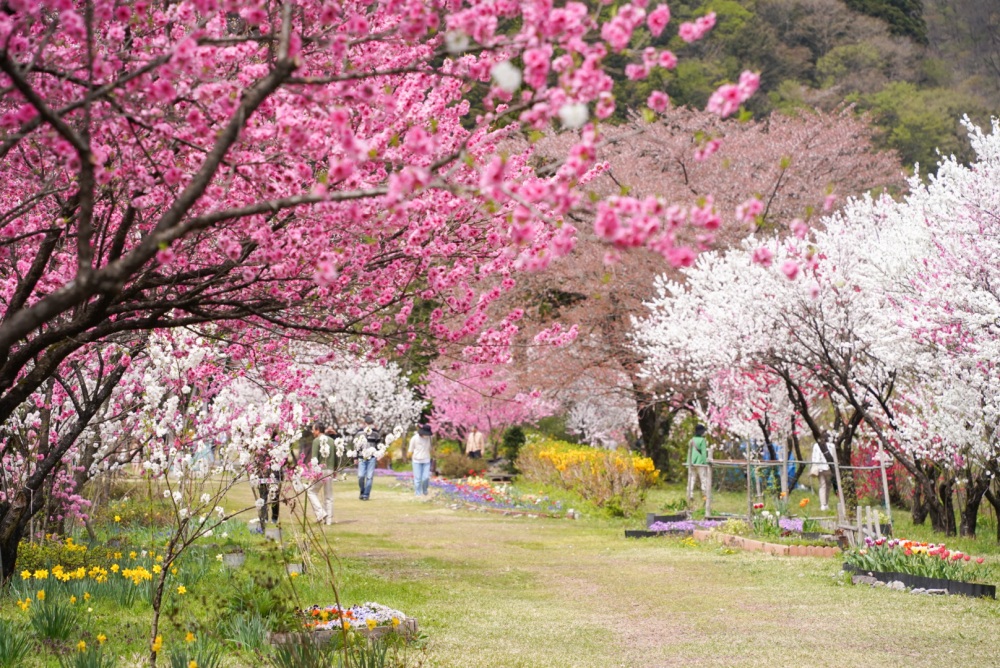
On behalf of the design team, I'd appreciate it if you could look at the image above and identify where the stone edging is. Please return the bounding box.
[692,530,839,558]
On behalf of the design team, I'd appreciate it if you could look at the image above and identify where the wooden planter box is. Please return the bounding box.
[645,513,689,527]
[693,530,839,558]
[270,618,420,645]
[843,564,995,599]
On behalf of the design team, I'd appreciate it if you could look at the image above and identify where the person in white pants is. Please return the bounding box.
[810,442,833,511]
[308,423,335,525]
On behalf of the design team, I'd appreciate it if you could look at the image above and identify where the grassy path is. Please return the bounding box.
[233,477,1000,667]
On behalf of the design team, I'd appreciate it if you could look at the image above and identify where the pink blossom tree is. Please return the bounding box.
[505,106,903,474]
[0,0,765,581]
[427,364,555,457]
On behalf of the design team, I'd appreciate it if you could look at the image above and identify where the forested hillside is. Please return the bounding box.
[605,0,998,172]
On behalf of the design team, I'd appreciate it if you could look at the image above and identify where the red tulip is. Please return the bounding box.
[977,557,985,564]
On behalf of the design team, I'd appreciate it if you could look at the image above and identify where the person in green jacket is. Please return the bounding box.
[686,424,711,502]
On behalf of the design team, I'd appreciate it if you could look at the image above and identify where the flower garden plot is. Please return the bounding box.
[432,476,563,515]
[842,537,997,598]
[270,603,418,645]
[625,520,723,538]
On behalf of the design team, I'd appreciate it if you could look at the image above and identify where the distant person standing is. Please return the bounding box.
[357,415,381,500]
[311,423,335,524]
[408,425,434,496]
[686,424,711,502]
[810,442,833,511]
[464,425,486,460]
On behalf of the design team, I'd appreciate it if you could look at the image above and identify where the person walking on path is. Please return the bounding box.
[310,423,335,524]
[464,425,486,460]
[686,424,711,502]
[357,415,382,500]
[810,441,833,511]
[408,424,434,496]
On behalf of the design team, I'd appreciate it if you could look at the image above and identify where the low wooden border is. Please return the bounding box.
[693,530,840,558]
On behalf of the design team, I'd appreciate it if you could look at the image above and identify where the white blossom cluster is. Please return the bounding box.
[634,116,1000,483]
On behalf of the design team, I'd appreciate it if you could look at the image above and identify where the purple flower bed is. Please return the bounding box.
[431,478,563,513]
[778,517,804,532]
[648,520,723,532]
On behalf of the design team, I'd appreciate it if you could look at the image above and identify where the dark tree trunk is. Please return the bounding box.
[925,477,956,536]
[911,482,929,525]
[985,488,1000,543]
[959,475,990,538]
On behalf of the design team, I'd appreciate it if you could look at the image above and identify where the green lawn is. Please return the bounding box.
[5,475,1000,667]
[259,477,1000,668]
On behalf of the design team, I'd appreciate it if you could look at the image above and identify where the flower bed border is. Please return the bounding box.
[843,564,995,599]
[693,530,839,558]
[269,618,420,646]
[625,529,693,538]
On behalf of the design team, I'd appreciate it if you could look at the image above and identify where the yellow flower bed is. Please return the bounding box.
[518,437,659,514]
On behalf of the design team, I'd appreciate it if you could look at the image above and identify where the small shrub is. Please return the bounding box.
[168,636,224,668]
[222,612,271,654]
[434,452,481,479]
[58,644,117,668]
[343,636,391,668]
[517,436,659,515]
[30,599,80,641]
[270,638,335,668]
[16,536,91,572]
[0,619,33,668]
[501,426,526,472]
[717,519,751,536]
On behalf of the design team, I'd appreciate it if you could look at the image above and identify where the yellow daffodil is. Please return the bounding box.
[16,598,30,611]
[20,570,30,580]
[111,564,120,573]
[70,595,77,604]
[185,632,195,643]
[129,551,137,559]
[176,585,187,595]
[97,634,107,644]
[366,619,377,630]
[189,661,198,668]
[391,617,400,628]
[171,567,178,575]
[36,590,45,601]
[151,635,163,653]
[83,592,91,601]
[152,565,162,574]
[77,641,86,652]
[34,569,48,580]
[114,515,121,522]
[343,620,351,631]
